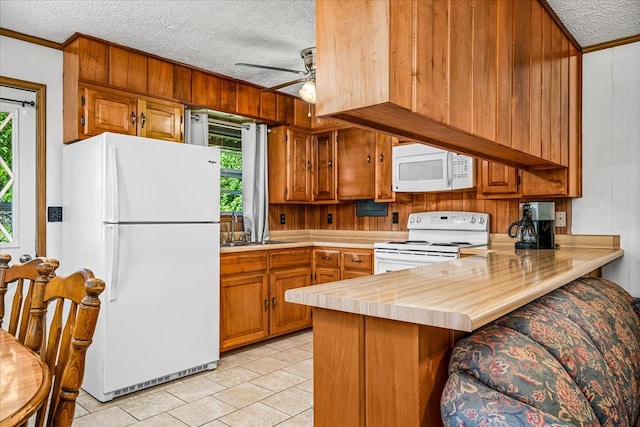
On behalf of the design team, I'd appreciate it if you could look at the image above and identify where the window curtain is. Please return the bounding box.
[188,111,209,146]
[241,123,269,242]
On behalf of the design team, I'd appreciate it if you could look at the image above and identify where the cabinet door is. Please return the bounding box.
[82,87,137,137]
[341,249,373,278]
[374,133,394,201]
[315,267,341,284]
[313,248,340,284]
[477,160,519,197]
[287,130,312,202]
[337,128,375,200]
[138,98,183,142]
[313,132,337,202]
[270,267,312,336]
[220,273,269,351]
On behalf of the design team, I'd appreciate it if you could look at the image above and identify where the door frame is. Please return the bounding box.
[0,76,47,256]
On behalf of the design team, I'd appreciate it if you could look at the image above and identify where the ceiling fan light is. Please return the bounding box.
[299,80,316,104]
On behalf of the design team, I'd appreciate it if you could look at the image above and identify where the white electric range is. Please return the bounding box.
[374,211,490,274]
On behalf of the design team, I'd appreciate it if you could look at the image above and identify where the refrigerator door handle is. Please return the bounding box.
[107,145,119,223]
[106,223,120,301]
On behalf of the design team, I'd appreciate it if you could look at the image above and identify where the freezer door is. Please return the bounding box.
[87,222,220,397]
[102,133,220,223]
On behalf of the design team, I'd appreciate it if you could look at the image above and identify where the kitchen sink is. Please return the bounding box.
[220,240,291,248]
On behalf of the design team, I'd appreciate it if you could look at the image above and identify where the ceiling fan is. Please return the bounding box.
[236,47,316,104]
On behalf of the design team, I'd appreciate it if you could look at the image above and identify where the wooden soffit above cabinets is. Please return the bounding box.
[316,0,582,171]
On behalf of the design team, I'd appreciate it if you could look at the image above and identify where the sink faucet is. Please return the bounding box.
[231,211,238,242]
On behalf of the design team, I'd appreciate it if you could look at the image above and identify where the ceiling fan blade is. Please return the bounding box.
[235,63,307,75]
[260,77,309,92]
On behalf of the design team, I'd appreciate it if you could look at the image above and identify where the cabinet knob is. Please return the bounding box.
[264,298,269,312]
[307,160,312,170]
[367,154,372,164]
[322,256,331,261]
[328,160,333,168]
[272,296,277,308]
[140,112,146,128]
[379,153,384,163]
[351,258,362,263]
[130,112,137,125]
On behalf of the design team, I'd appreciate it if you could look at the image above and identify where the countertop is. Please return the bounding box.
[284,244,623,332]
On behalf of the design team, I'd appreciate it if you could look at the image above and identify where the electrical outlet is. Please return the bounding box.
[555,211,567,227]
[392,212,399,224]
[280,213,286,225]
[327,213,333,224]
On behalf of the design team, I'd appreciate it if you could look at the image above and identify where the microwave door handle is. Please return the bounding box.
[447,152,454,187]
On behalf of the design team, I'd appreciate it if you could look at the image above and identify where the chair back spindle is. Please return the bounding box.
[0,254,59,342]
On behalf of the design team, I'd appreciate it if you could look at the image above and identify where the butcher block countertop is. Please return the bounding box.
[284,239,623,332]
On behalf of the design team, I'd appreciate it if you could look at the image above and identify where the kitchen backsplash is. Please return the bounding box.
[268,192,572,235]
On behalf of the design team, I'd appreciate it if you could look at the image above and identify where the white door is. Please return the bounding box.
[0,86,37,262]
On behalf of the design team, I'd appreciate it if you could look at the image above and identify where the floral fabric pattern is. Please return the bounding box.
[441,278,640,427]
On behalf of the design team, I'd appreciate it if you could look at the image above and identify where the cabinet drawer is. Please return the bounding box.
[270,248,312,269]
[221,252,268,275]
[341,250,373,272]
[314,249,340,268]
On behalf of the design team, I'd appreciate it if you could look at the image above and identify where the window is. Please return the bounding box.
[208,121,243,214]
[0,111,14,244]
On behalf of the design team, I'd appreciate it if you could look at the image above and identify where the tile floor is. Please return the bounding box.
[73,330,314,427]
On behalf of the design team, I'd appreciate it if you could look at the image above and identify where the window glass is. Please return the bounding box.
[209,124,243,214]
[0,111,15,243]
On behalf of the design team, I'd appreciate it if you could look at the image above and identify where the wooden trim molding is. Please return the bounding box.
[582,34,640,53]
[0,76,47,256]
[0,27,62,50]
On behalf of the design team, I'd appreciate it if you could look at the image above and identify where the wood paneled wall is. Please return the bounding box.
[269,193,572,235]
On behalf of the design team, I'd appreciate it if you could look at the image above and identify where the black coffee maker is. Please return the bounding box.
[507,202,556,249]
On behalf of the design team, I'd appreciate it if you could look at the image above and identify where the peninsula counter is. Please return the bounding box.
[285,243,624,427]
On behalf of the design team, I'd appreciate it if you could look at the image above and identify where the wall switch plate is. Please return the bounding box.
[280,213,286,225]
[48,206,63,222]
[392,212,399,224]
[327,213,333,224]
[555,211,567,227]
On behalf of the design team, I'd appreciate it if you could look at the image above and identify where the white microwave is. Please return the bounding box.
[392,143,475,192]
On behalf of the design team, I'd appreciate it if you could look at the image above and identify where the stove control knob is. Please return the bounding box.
[416,216,422,223]
[409,216,415,224]
[470,216,476,223]
[479,217,485,224]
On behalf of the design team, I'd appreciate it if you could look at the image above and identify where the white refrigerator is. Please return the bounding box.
[62,132,220,402]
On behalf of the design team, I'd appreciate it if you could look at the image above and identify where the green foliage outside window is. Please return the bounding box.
[220,149,243,213]
[0,111,13,242]
[0,112,12,203]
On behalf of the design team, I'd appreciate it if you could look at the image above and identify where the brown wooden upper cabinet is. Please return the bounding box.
[78,85,183,143]
[316,0,582,196]
[268,127,313,203]
[313,131,338,202]
[337,128,394,202]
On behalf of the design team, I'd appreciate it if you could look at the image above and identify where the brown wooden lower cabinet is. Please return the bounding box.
[220,248,312,351]
[313,308,465,427]
[313,247,373,284]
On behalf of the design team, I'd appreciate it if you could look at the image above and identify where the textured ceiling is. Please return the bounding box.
[0,0,638,99]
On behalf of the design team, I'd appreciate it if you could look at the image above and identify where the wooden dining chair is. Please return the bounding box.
[23,262,105,427]
[0,253,59,343]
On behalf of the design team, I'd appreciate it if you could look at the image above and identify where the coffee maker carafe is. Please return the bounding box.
[507,202,556,249]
